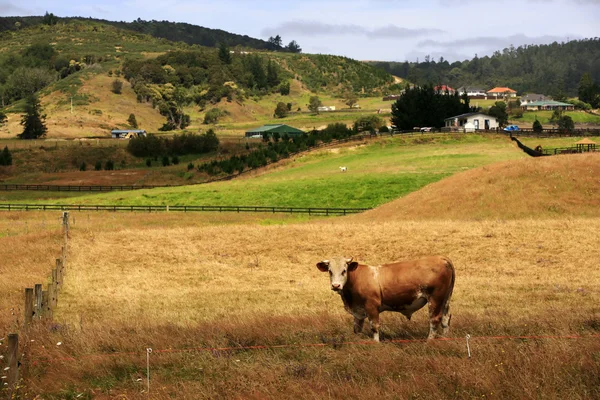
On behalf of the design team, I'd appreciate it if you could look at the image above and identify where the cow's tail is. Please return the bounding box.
[441,257,455,334]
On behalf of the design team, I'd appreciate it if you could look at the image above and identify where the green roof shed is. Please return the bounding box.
[245,124,305,138]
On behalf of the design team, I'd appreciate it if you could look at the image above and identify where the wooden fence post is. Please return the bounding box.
[34,284,43,319]
[41,290,50,320]
[56,259,63,292]
[62,211,70,241]
[49,270,58,309]
[24,288,34,327]
[7,333,19,393]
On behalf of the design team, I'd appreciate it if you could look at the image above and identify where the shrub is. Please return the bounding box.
[112,79,123,94]
[533,119,543,133]
[146,159,152,167]
[162,156,170,166]
[79,161,86,171]
[104,160,114,170]
[203,108,227,124]
[379,125,390,133]
[127,113,138,129]
[0,146,12,166]
[354,115,384,133]
[187,162,195,171]
[94,161,102,171]
[274,102,288,118]
[172,155,180,165]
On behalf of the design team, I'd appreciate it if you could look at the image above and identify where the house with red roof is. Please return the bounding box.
[487,87,517,99]
[434,85,455,95]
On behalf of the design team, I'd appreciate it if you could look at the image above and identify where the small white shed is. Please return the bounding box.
[444,113,499,131]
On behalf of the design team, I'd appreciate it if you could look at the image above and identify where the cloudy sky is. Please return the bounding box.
[1,0,599,62]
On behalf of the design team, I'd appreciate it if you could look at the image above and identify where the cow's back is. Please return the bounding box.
[378,256,454,305]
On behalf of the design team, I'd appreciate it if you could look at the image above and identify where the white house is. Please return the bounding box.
[317,106,336,112]
[457,87,487,97]
[444,112,499,131]
[520,93,548,105]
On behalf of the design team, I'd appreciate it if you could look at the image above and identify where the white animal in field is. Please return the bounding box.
[339,166,347,172]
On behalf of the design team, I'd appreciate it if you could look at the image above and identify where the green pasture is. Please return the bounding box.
[1,134,530,207]
[516,111,600,124]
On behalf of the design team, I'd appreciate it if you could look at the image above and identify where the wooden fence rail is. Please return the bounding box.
[0,204,370,215]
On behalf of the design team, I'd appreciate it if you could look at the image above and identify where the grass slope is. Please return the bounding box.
[1,134,525,207]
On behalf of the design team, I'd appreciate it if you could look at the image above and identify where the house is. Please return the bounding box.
[317,106,336,112]
[245,124,305,138]
[111,129,147,139]
[444,112,499,131]
[521,100,574,111]
[456,87,487,98]
[520,93,548,105]
[434,85,455,94]
[487,87,517,99]
[383,94,402,101]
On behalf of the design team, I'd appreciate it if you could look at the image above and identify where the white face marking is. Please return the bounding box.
[325,257,353,292]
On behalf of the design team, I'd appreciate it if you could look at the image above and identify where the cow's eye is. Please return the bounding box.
[341,270,346,275]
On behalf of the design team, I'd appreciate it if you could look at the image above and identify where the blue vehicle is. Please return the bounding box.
[503,125,520,132]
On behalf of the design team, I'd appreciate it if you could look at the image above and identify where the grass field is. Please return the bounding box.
[2,134,600,398]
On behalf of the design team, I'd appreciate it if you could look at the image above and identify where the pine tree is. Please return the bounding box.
[0,146,12,166]
[218,43,232,64]
[127,113,138,128]
[19,94,47,139]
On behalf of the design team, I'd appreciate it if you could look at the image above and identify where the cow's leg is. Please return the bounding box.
[353,316,365,334]
[365,304,381,342]
[441,302,452,335]
[427,298,444,340]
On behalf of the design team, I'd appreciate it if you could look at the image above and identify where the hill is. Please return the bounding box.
[0,15,276,50]
[356,152,600,221]
[370,38,600,96]
[0,20,395,138]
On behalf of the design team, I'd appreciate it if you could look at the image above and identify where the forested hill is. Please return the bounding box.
[370,39,600,96]
[0,16,275,50]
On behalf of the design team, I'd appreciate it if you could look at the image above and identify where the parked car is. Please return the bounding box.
[419,127,432,132]
[503,125,520,132]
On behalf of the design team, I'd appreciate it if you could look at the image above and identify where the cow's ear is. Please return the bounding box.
[347,261,359,271]
[316,260,330,272]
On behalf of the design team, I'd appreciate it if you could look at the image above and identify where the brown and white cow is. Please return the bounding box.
[317,256,455,341]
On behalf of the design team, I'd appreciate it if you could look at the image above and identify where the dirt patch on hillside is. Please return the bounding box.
[354,153,600,221]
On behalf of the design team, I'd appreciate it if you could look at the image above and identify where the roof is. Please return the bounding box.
[245,124,305,135]
[521,93,547,100]
[457,87,485,92]
[487,87,517,93]
[434,85,455,92]
[524,100,572,107]
[444,112,495,120]
[111,130,146,133]
[575,138,597,145]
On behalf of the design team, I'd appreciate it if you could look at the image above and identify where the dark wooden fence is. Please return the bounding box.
[0,203,371,216]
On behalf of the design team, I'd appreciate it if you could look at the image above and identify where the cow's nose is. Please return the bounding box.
[332,283,341,290]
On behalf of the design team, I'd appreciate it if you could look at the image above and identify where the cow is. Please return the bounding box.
[339,166,347,172]
[316,256,455,342]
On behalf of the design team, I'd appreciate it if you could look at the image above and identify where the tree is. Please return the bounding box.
[344,93,358,109]
[487,101,508,127]
[0,110,7,127]
[578,73,600,108]
[218,43,232,65]
[112,79,123,94]
[279,81,290,95]
[274,102,288,118]
[42,12,58,26]
[0,146,12,166]
[266,60,279,88]
[127,113,138,129]
[268,35,283,49]
[18,94,47,139]
[533,119,543,133]
[286,40,302,53]
[354,115,383,133]
[550,109,574,131]
[308,96,322,114]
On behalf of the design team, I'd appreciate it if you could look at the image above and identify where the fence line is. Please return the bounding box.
[28,333,600,365]
[2,212,70,397]
[0,204,370,216]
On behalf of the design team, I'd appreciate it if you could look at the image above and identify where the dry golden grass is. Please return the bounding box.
[357,152,600,221]
[3,212,595,398]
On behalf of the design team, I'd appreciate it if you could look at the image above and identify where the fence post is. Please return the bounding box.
[50,270,58,309]
[41,290,50,319]
[7,333,19,394]
[24,288,34,327]
[34,284,43,319]
[56,259,63,292]
[62,211,70,241]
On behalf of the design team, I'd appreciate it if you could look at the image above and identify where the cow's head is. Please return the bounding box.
[316,257,359,292]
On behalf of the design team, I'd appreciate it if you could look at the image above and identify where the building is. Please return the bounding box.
[317,106,336,112]
[434,85,455,94]
[521,100,574,111]
[520,93,548,105]
[444,112,499,131]
[457,87,487,97]
[111,129,147,139]
[487,87,517,99]
[245,124,305,138]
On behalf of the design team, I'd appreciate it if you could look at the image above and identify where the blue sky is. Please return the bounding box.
[1,0,599,61]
